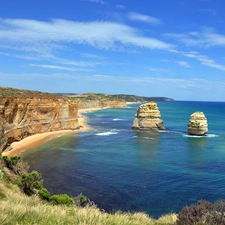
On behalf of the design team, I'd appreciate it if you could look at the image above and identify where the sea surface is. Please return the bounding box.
[21,101,225,218]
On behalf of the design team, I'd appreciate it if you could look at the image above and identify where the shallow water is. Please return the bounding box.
[22,101,225,218]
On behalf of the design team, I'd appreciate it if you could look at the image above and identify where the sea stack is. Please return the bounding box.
[188,112,208,136]
[132,101,165,130]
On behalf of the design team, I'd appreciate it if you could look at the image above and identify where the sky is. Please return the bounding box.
[0,0,225,101]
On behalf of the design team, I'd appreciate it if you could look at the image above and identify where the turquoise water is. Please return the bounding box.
[22,101,225,218]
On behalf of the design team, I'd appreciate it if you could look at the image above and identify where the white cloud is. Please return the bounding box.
[182,51,225,71]
[176,61,191,68]
[166,27,225,48]
[199,8,217,15]
[28,64,95,71]
[0,18,173,60]
[83,0,105,5]
[81,53,103,59]
[127,12,162,25]
[148,67,170,72]
[116,5,125,9]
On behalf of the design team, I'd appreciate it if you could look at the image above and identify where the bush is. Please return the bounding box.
[38,188,50,201]
[19,171,43,196]
[0,156,29,175]
[50,194,74,206]
[175,200,225,225]
[74,193,90,207]
[1,156,21,169]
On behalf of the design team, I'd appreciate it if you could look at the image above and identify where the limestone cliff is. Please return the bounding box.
[132,101,165,130]
[77,99,126,109]
[188,111,208,136]
[0,97,79,152]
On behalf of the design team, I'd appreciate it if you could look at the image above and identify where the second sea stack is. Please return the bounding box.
[132,101,165,130]
[188,111,208,136]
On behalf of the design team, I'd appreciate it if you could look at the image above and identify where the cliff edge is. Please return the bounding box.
[0,97,79,152]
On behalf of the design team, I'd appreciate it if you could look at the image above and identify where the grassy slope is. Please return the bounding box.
[0,86,63,99]
[0,179,177,225]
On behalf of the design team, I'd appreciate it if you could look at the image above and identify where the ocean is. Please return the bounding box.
[21,101,225,218]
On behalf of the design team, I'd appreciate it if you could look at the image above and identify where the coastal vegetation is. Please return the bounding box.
[0,86,62,99]
[0,156,177,225]
[0,86,174,102]
[1,156,225,224]
[112,94,174,102]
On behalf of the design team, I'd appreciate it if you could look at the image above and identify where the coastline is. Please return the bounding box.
[2,107,103,157]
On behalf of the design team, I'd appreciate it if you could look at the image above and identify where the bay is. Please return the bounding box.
[21,101,225,218]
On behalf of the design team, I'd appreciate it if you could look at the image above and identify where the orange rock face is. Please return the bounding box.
[0,97,79,152]
[77,99,126,109]
[132,102,165,130]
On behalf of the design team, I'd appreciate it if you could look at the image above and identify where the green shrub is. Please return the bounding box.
[2,156,21,169]
[74,193,90,207]
[175,200,225,225]
[38,188,51,201]
[19,171,43,196]
[1,156,29,175]
[50,194,74,206]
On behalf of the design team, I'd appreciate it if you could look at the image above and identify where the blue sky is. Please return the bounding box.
[0,0,225,101]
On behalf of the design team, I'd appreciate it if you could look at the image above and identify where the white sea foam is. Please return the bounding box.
[142,137,154,139]
[132,136,154,140]
[183,134,219,138]
[113,118,126,121]
[96,131,118,136]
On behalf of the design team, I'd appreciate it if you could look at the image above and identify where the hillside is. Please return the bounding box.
[0,86,63,99]
[64,92,174,102]
[0,156,177,225]
[113,94,174,102]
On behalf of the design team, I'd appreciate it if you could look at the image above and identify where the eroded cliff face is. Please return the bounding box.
[77,99,126,109]
[0,97,79,152]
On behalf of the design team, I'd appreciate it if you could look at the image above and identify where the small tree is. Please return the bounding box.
[19,171,43,196]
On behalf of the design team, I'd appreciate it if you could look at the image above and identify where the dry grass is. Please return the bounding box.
[0,179,177,225]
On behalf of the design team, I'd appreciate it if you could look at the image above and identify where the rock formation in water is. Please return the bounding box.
[132,101,165,130]
[0,97,80,152]
[188,111,208,136]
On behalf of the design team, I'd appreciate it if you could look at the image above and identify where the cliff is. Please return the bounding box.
[69,93,127,109]
[0,88,127,153]
[77,99,126,109]
[0,97,79,153]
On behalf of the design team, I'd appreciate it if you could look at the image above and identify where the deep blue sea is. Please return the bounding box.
[21,101,225,218]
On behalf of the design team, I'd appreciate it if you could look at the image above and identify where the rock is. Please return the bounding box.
[188,112,208,136]
[0,97,80,152]
[132,101,165,130]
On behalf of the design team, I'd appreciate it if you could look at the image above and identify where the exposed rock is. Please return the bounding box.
[77,99,126,109]
[132,101,165,130]
[188,111,208,136]
[0,97,79,152]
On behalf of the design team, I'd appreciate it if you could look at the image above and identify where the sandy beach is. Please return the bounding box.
[2,108,102,157]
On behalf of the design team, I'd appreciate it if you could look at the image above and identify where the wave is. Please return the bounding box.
[113,118,127,121]
[158,130,219,138]
[96,131,118,136]
[183,134,219,138]
[133,136,154,140]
